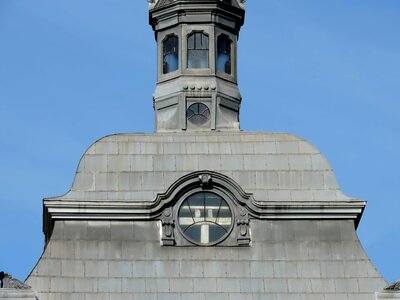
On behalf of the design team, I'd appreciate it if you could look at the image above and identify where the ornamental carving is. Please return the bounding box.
[157,171,253,247]
[161,208,175,246]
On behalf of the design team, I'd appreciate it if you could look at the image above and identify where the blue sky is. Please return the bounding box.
[0,0,399,283]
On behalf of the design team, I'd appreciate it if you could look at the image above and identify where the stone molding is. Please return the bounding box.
[0,289,37,299]
[44,199,365,220]
[43,170,365,241]
[376,292,400,299]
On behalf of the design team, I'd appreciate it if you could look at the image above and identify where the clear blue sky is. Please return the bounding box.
[1,0,399,283]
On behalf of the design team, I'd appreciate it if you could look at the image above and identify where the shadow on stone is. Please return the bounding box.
[0,271,4,288]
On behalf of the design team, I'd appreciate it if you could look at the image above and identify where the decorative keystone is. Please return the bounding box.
[199,174,212,189]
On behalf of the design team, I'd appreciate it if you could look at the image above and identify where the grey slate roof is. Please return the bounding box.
[50,131,352,204]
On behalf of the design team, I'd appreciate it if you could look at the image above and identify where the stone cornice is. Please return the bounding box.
[149,0,245,33]
[43,199,365,241]
[43,170,366,241]
[44,199,365,220]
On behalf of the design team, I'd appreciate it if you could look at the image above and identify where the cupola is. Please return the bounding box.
[149,0,245,131]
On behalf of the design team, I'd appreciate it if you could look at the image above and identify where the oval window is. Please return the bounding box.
[178,192,233,245]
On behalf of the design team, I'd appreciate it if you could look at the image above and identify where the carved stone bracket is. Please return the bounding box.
[236,208,251,246]
[161,208,175,246]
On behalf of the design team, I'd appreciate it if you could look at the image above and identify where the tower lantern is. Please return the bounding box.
[149,0,245,132]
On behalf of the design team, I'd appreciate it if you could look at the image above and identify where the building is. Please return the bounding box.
[1,1,398,299]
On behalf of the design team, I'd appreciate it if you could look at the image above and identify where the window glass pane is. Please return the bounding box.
[188,50,208,69]
[203,35,209,49]
[163,35,178,74]
[217,35,231,74]
[208,224,227,244]
[178,202,193,232]
[185,225,201,242]
[195,33,202,49]
[217,53,230,73]
[188,192,205,223]
[165,54,178,73]
[178,192,232,245]
[187,103,210,126]
[187,32,209,69]
[216,201,232,231]
[188,34,195,49]
[204,193,221,222]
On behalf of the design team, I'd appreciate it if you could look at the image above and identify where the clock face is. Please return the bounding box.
[186,103,210,125]
[177,191,233,245]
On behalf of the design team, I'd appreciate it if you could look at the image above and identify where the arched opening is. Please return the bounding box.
[163,35,179,74]
[217,34,232,74]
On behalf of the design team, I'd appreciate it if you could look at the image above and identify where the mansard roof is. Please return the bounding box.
[42,131,366,240]
[32,134,385,299]
[51,131,352,204]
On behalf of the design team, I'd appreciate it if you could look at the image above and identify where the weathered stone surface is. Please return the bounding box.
[51,132,348,203]
[0,274,31,290]
[0,273,36,300]
[376,291,400,299]
[26,219,386,299]
[23,130,385,298]
[0,289,37,300]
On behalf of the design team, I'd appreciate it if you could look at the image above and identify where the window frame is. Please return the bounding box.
[216,34,232,74]
[187,31,210,69]
[186,102,211,126]
[175,188,235,246]
[162,34,179,74]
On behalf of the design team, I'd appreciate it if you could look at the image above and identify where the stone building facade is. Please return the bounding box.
[1,0,398,299]
[28,132,387,299]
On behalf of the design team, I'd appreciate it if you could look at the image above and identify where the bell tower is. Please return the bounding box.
[149,0,245,132]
